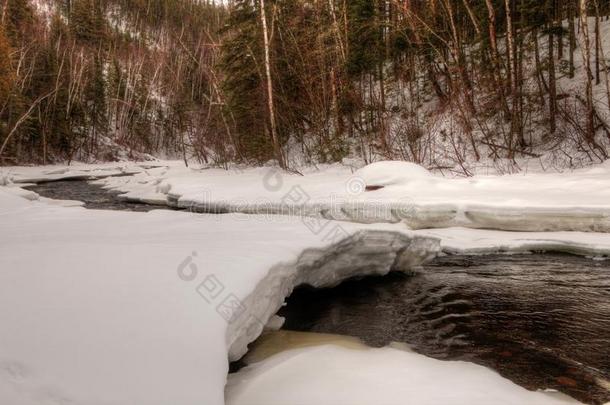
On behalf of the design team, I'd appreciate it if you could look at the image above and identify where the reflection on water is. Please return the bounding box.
[241,330,369,366]
[279,254,610,405]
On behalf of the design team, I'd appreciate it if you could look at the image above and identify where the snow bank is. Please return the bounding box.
[2,162,156,184]
[226,344,580,405]
[0,187,439,405]
[416,227,610,257]
[69,159,610,233]
[1,185,40,201]
[354,160,432,187]
[228,231,438,360]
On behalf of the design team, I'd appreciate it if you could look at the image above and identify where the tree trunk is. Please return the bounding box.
[505,0,516,90]
[259,0,285,169]
[595,9,600,84]
[444,0,475,113]
[580,0,596,142]
[505,0,518,155]
[549,26,557,134]
[569,0,576,78]
[484,0,509,117]
[594,0,610,108]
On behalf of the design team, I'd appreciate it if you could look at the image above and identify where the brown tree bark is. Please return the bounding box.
[569,0,576,78]
[549,25,557,134]
[579,0,596,142]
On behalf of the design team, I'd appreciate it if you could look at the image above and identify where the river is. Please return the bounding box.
[27,179,610,404]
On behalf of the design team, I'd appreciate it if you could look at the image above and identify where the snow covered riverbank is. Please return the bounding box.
[82,159,610,232]
[2,162,153,184]
[2,161,610,404]
[5,160,610,233]
[0,187,442,405]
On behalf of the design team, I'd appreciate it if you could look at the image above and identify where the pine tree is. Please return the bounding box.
[70,0,106,44]
[221,0,270,163]
[345,0,382,78]
[3,0,34,40]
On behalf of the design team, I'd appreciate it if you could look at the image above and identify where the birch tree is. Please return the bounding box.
[259,0,285,169]
[580,0,595,142]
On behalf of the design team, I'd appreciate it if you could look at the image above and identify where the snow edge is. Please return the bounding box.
[226,231,441,361]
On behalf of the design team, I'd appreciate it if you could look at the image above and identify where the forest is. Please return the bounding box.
[1,0,610,174]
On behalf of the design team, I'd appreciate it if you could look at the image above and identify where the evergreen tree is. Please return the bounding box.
[221,0,270,163]
[84,54,108,150]
[70,0,107,44]
[3,0,34,40]
[0,27,13,108]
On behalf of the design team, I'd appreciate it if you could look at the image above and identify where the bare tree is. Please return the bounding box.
[579,0,595,142]
[259,0,285,169]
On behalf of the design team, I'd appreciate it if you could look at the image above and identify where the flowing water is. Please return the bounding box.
[25,180,610,404]
[278,254,610,404]
[25,180,172,212]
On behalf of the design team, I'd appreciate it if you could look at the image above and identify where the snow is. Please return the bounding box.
[0,187,439,405]
[6,159,610,233]
[0,184,85,208]
[354,160,432,187]
[415,227,610,257]
[2,162,154,184]
[81,159,610,232]
[3,161,610,405]
[226,344,580,405]
[365,17,610,175]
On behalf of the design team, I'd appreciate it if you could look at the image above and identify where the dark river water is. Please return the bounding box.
[26,180,172,212]
[25,180,610,404]
[279,254,610,404]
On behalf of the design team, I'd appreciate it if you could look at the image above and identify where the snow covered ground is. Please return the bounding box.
[0,187,441,405]
[2,160,610,405]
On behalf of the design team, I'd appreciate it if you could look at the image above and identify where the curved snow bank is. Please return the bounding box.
[172,196,610,233]
[88,160,610,233]
[0,185,40,201]
[226,344,581,405]
[0,188,442,405]
[418,227,610,257]
[227,231,439,360]
[401,204,610,232]
[355,160,432,187]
